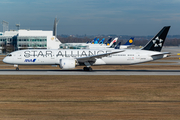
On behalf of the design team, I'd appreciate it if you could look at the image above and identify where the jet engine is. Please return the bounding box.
[59,58,77,69]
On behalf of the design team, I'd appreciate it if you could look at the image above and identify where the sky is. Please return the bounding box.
[0,0,180,36]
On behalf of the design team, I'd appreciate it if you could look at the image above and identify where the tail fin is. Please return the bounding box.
[94,38,99,44]
[109,37,118,46]
[124,37,134,45]
[110,41,117,48]
[142,26,170,52]
[91,38,97,44]
[105,38,112,46]
[115,42,121,49]
[99,38,105,44]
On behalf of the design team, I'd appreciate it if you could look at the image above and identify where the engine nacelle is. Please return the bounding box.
[59,58,77,69]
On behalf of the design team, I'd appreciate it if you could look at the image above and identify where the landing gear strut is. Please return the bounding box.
[83,67,92,71]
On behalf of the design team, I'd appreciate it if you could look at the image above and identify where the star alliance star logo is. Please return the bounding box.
[152,37,163,47]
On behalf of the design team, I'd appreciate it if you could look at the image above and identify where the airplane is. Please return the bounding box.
[84,37,98,44]
[64,37,134,49]
[94,38,100,44]
[104,38,112,45]
[87,38,107,44]
[3,26,170,71]
[99,38,105,44]
[109,40,117,48]
[60,37,117,49]
[91,38,97,44]
[124,37,134,45]
[85,37,118,49]
[120,37,134,49]
[86,41,90,44]
[115,42,121,49]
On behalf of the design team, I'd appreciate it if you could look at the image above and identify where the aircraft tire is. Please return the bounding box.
[16,68,19,71]
[83,67,88,71]
[88,67,92,71]
[83,67,92,71]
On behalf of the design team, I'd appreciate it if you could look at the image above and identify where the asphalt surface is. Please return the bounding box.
[0,69,180,75]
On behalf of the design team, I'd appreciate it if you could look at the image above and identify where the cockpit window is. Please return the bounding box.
[7,54,12,57]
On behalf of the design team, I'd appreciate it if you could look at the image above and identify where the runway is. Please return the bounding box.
[0,69,180,75]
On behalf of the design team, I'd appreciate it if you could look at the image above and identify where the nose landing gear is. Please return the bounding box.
[14,65,19,71]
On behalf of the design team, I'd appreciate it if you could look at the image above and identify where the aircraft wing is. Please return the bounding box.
[76,50,124,62]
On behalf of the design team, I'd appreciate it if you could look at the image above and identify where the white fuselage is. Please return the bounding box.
[3,49,167,66]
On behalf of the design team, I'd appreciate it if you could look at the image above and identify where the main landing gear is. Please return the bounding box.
[83,67,92,71]
[83,62,93,71]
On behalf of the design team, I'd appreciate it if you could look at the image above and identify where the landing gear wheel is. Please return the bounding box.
[83,67,92,71]
[83,67,86,71]
[88,67,92,71]
[16,68,19,71]
[83,67,88,71]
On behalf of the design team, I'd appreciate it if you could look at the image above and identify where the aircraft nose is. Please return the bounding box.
[3,57,12,64]
[3,57,7,63]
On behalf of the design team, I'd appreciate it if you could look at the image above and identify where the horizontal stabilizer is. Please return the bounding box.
[150,52,171,57]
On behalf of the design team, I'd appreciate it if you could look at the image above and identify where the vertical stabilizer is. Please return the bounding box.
[91,38,97,44]
[115,42,121,49]
[99,38,105,44]
[109,37,118,46]
[142,26,170,52]
[105,38,112,46]
[124,37,134,45]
